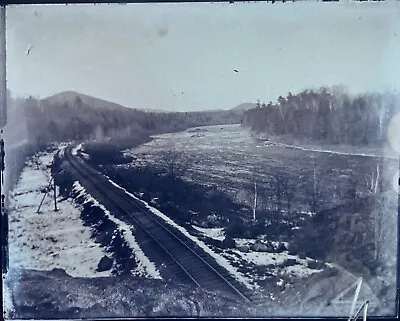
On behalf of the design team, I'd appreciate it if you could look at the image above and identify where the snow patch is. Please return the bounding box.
[71,143,83,156]
[2,277,14,319]
[229,249,292,266]
[72,181,162,280]
[80,152,91,160]
[270,141,397,159]
[8,147,110,277]
[229,238,322,279]
[56,142,69,159]
[282,264,323,278]
[192,225,225,241]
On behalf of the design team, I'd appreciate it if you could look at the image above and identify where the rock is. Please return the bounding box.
[250,241,267,252]
[298,253,307,260]
[287,243,299,255]
[207,213,218,223]
[251,240,274,252]
[267,263,277,269]
[97,255,113,272]
[282,258,297,267]
[307,259,319,269]
[266,241,275,252]
[51,268,68,276]
[274,242,287,253]
[237,245,250,253]
[220,237,236,249]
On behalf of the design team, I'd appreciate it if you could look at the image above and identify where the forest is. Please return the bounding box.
[8,92,242,147]
[242,87,400,146]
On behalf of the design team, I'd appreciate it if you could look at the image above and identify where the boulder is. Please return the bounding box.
[51,268,68,276]
[274,242,287,253]
[220,237,236,249]
[298,253,307,260]
[250,240,274,252]
[307,259,319,269]
[97,255,113,272]
[250,241,268,252]
[207,213,218,223]
[287,243,298,255]
[282,258,297,267]
[237,245,250,253]
[265,241,275,252]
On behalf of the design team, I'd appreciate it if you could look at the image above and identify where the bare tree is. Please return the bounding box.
[281,175,297,235]
[310,161,319,215]
[269,173,285,226]
[365,160,386,261]
[252,182,257,221]
[366,160,382,195]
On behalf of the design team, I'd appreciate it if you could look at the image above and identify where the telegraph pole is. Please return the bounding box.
[52,160,58,212]
[53,180,58,211]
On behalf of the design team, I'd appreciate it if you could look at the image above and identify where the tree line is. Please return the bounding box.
[9,94,242,146]
[242,87,399,145]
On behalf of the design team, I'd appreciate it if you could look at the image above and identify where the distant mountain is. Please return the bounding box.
[43,91,200,114]
[231,103,257,111]
[11,91,243,147]
[43,91,137,112]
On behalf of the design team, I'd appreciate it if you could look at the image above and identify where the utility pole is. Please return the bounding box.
[53,176,58,212]
[51,158,58,212]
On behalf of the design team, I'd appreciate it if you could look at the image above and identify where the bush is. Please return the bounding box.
[225,220,247,239]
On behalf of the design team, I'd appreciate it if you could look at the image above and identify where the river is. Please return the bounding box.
[122,124,398,214]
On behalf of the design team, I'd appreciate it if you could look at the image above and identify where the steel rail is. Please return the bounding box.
[64,145,252,303]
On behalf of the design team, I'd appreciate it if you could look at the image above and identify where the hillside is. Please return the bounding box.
[42,91,130,111]
[43,91,169,113]
[5,268,258,319]
[232,102,257,111]
[8,91,244,147]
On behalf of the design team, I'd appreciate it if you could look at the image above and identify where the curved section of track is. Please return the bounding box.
[64,145,253,303]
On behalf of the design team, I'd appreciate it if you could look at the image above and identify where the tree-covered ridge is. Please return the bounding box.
[242,87,400,145]
[8,92,242,146]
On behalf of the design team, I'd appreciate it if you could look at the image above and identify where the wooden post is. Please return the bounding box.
[37,178,53,214]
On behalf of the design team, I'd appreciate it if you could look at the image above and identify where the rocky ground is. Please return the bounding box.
[4,268,258,319]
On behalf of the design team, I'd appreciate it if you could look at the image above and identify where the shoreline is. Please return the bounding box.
[121,125,398,161]
[252,133,398,159]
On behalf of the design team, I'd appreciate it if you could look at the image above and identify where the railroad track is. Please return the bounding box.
[63,145,256,303]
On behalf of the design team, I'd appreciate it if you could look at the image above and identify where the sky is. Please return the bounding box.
[5,1,400,111]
